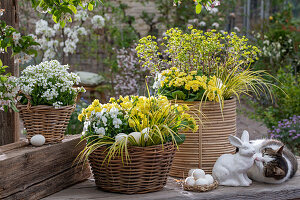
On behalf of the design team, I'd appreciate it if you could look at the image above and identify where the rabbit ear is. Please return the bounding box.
[241,130,249,142]
[228,135,243,148]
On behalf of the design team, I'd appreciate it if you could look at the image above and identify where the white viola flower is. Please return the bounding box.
[101,116,107,126]
[199,21,206,27]
[109,107,119,118]
[212,22,219,29]
[113,118,122,129]
[95,127,105,137]
[91,15,105,29]
[82,121,90,135]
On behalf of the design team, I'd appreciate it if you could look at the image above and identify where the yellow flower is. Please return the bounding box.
[128,118,135,127]
[78,114,83,122]
[92,99,100,107]
[269,16,273,21]
[190,71,197,76]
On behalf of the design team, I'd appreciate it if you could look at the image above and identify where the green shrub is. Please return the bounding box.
[65,99,89,135]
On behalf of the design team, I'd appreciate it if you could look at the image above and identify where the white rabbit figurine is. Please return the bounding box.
[212,130,255,186]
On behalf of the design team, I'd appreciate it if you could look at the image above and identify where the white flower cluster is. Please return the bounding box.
[74,9,89,22]
[0,76,19,111]
[33,18,88,61]
[91,15,105,29]
[258,34,294,60]
[18,60,84,107]
[83,107,123,138]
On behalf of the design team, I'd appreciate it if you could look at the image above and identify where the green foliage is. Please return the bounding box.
[251,67,300,129]
[29,0,100,26]
[65,99,92,135]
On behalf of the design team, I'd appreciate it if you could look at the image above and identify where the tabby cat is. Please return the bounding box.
[247,139,298,184]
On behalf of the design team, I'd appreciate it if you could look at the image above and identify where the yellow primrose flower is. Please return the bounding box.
[78,114,83,122]
[92,99,100,107]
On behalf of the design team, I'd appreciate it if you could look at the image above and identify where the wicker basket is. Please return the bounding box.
[18,104,75,144]
[170,98,236,178]
[89,143,176,194]
[184,180,219,192]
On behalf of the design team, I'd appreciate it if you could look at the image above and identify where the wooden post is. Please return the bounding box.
[0,0,20,146]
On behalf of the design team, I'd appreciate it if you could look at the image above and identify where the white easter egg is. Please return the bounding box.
[115,133,128,143]
[141,127,150,141]
[128,132,142,144]
[185,177,195,186]
[30,135,46,146]
[195,178,209,186]
[204,174,214,184]
[188,169,197,177]
[192,169,205,180]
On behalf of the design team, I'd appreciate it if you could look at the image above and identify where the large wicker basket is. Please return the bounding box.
[89,143,176,194]
[170,98,236,178]
[18,104,75,144]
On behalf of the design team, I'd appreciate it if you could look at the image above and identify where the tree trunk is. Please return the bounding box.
[0,0,20,146]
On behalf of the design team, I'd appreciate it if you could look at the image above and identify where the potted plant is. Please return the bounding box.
[17,60,85,144]
[76,95,197,194]
[136,27,274,177]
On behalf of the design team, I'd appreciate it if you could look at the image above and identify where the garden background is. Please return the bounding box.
[9,0,300,154]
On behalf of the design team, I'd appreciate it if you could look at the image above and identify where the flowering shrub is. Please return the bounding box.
[18,60,85,107]
[77,95,197,162]
[270,115,300,155]
[0,67,19,112]
[113,47,149,97]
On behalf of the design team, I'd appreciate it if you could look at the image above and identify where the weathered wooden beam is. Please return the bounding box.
[0,135,91,199]
[0,0,20,146]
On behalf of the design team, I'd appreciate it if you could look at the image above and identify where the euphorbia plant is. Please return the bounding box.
[76,95,198,164]
[136,27,275,108]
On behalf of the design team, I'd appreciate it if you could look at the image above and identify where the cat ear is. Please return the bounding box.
[276,145,284,155]
[274,167,285,176]
[228,135,243,148]
[241,130,249,142]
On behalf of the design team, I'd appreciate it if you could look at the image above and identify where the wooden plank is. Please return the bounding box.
[44,159,300,200]
[4,164,91,200]
[0,135,91,199]
[0,0,20,146]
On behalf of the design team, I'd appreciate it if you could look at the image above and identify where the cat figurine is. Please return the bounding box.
[247,139,298,184]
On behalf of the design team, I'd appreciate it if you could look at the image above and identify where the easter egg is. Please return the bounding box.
[195,178,209,186]
[185,177,195,186]
[205,174,214,184]
[115,133,128,143]
[128,132,142,144]
[192,169,205,180]
[30,135,46,146]
[188,169,197,177]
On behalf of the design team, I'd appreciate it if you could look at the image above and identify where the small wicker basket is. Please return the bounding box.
[89,143,176,194]
[184,180,219,192]
[18,104,75,144]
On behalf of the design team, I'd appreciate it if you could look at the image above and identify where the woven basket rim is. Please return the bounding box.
[17,103,75,110]
[171,97,235,103]
[95,142,175,151]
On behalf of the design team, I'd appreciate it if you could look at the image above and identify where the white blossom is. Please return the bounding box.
[91,15,105,29]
